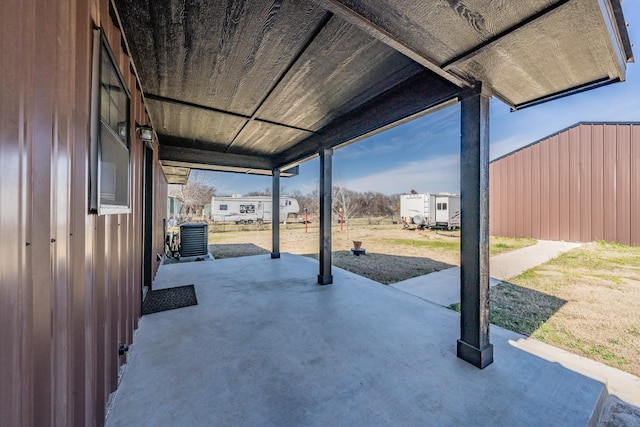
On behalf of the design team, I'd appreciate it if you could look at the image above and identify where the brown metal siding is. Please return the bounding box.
[579,125,592,242]
[591,125,605,241]
[489,160,498,236]
[507,155,516,237]
[530,143,541,239]
[495,158,504,236]
[539,138,550,240]
[514,151,524,237]
[548,135,560,241]
[568,127,581,242]
[0,0,167,425]
[522,148,532,238]
[632,126,640,246]
[616,125,631,245]
[490,123,640,246]
[603,126,617,243]
[558,131,570,241]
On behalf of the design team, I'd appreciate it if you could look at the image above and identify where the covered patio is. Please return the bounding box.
[106,254,609,426]
[114,0,634,370]
[2,0,635,425]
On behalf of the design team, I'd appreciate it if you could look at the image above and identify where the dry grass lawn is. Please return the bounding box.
[490,241,640,377]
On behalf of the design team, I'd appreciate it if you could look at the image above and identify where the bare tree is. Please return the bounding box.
[168,171,216,218]
[287,189,319,217]
[332,184,360,238]
[358,191,396,223]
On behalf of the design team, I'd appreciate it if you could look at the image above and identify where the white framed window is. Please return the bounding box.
[90,29,131,214]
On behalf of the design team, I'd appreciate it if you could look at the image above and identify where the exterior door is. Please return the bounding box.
[435,197,448,223]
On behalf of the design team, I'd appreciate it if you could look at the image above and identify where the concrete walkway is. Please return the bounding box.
[490,240,582,281]
[104,253,629,427]
[391,239,582,307]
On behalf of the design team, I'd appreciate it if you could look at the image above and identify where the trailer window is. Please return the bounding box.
[437,203,447,210]
[220,205,228,211]
[240,204,255,214]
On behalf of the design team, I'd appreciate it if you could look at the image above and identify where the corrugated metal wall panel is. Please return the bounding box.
[616,125,631,245]
[530,143,541,239]
[548,135,560,241]
[568,127,581,242]
[592,125,605,241]
[507,155,516,237]
[498,159,508,236]
[514,151,524,237]
[579,125,593,242]
[32,0,57,424]
[489,160,498,235]
[539,138,550,240]
[558,131,570,241]
[490,123,639,246]
[631,126,640,246]
[1,1,34,425]
[603,126,617,242]
[95,214,108,423]
[0,0,167,425]
[522,148,532,238]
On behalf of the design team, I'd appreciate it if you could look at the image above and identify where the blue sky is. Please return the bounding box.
[208,2,640,196]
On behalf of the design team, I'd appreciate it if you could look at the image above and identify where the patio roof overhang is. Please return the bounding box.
[113,0,632,180]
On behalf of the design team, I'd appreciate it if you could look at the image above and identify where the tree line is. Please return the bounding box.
[289,188,400,221]
[169,179,401,221]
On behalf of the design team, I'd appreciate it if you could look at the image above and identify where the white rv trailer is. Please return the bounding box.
[210,195,299,224]
[400,193,460,229]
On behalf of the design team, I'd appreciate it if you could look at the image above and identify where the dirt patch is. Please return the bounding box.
[210,243,269,259]
[304,251,453,284]
[208,221,464,283]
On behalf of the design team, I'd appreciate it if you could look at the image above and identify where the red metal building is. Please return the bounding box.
[490,122,640,246]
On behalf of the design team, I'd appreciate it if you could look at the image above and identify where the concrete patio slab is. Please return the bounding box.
[390,266,502,307]
[106,253,609,427]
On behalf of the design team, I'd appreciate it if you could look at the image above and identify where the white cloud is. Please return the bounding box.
[490,135,530,160]
[346,154,460,194]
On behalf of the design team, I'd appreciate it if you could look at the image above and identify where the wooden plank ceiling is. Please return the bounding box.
[113,0,632,183]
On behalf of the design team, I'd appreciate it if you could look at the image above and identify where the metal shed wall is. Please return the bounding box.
[0,0,167,425]
[490,123,640,246]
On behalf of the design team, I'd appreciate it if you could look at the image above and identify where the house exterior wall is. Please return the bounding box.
[490,123,640,246]
[0,0,167,425]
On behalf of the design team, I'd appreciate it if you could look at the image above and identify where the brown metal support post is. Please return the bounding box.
[318,148,333,285]
[457,82,494,369]
[271,169,281,259]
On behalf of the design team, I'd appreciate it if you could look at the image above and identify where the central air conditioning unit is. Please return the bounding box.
[180,223,208,257]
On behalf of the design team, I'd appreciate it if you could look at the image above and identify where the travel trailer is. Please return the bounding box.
[210,195,299,224]
[400,193,461,229]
